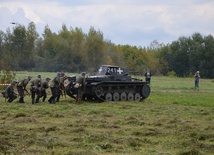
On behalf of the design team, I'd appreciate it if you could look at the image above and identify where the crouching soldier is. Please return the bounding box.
[4,81,18,103]
[30,75,42,104]
[40,77,51,102]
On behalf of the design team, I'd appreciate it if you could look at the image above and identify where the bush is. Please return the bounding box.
[0,69,16,90]
[167,70,177,77]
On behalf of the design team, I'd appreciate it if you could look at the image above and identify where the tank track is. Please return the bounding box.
[92,83,150,102]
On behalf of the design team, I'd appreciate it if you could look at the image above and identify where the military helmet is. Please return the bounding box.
[11,81,18,85]
[61,72,65,76]
[46,77,51,81]
[82,72,86,76]
[37,75,41,78]
[57,72,61,76]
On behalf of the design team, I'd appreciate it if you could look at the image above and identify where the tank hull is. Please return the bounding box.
[66,65,151,102]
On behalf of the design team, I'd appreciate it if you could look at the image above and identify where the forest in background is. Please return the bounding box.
[0,22,214,78]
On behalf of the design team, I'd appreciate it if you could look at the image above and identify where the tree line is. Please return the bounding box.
[0,22,214,78]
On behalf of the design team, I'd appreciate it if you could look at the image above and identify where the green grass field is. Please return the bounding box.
[0,73,214,155]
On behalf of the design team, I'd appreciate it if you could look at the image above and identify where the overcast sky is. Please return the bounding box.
[0,0,214,47]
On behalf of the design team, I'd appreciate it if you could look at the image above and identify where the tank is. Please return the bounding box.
[66,65,151,102]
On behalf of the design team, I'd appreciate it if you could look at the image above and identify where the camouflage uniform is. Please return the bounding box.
[17,76,31,103]
[30,75,42,104]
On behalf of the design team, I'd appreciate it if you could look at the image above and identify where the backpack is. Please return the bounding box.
[1,91,8,98]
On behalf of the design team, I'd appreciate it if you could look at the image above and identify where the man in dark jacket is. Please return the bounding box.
[144,71,152,84]
[17,76,31,103]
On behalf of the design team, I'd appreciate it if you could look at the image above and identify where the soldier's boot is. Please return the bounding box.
[78,97,82,104]
[32,99,35,104]
[42,97,46,102]
[35,97,39,103]
[20,97,25,103]
[52,98,56,104]
[7,98,12,103]
[56,96,60,102]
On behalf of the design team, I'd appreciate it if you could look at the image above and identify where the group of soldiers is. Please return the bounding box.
[1,72,86,104]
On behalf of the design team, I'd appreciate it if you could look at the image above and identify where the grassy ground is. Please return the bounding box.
[0,74,214,155]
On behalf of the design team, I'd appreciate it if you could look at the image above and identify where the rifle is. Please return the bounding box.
[23,88,30,95]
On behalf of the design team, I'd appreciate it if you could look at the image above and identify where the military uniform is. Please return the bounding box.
[48,73,60,104]
[75,72,86,103]
[17,76,31,103]
[30,75,42,104]
[5,81,18,103]
[144,72,152,84]
[56,73,67,102]
[40,77,51,102]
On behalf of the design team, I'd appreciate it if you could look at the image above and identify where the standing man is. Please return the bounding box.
[40,77,51,102]
[4,81,18,103]
[30,75,42,104]
[48,73,60,104]
[75,72,86,104]
[144,71,152,84]
[56,72,68,102]
[17,76,31,103]
[194,71,200,88]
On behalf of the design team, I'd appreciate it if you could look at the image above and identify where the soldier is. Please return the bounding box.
[65,75,77,100]
[4,81,18,103]
[17,76,31,103]
[40,77,51,102]
[144,71,152,84]
[48,73,60,104]
[56,72,67,102]
[75,72,86,103]
[30,75,42,104]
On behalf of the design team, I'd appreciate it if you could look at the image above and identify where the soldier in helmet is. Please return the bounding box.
[4,81,18,103]
[40,77,51,102]
[30,75,42,104]
[75,72,86,103]
[56,72,68,102]
[144,71,152,84]
[17,76,31,103]
[48,73,60,104]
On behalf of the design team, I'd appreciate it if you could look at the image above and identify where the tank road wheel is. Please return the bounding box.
[127,92,134,101]
[113,92,120,101]
[141,85,151,98]
[134,93,141,101]
[120,92,127,101]
[105,93,112,101]
[95,86,104,98]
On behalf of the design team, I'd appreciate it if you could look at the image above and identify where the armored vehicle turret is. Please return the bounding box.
[66,65,151,102]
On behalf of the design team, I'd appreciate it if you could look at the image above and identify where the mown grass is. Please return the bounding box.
[0,74,214,155]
